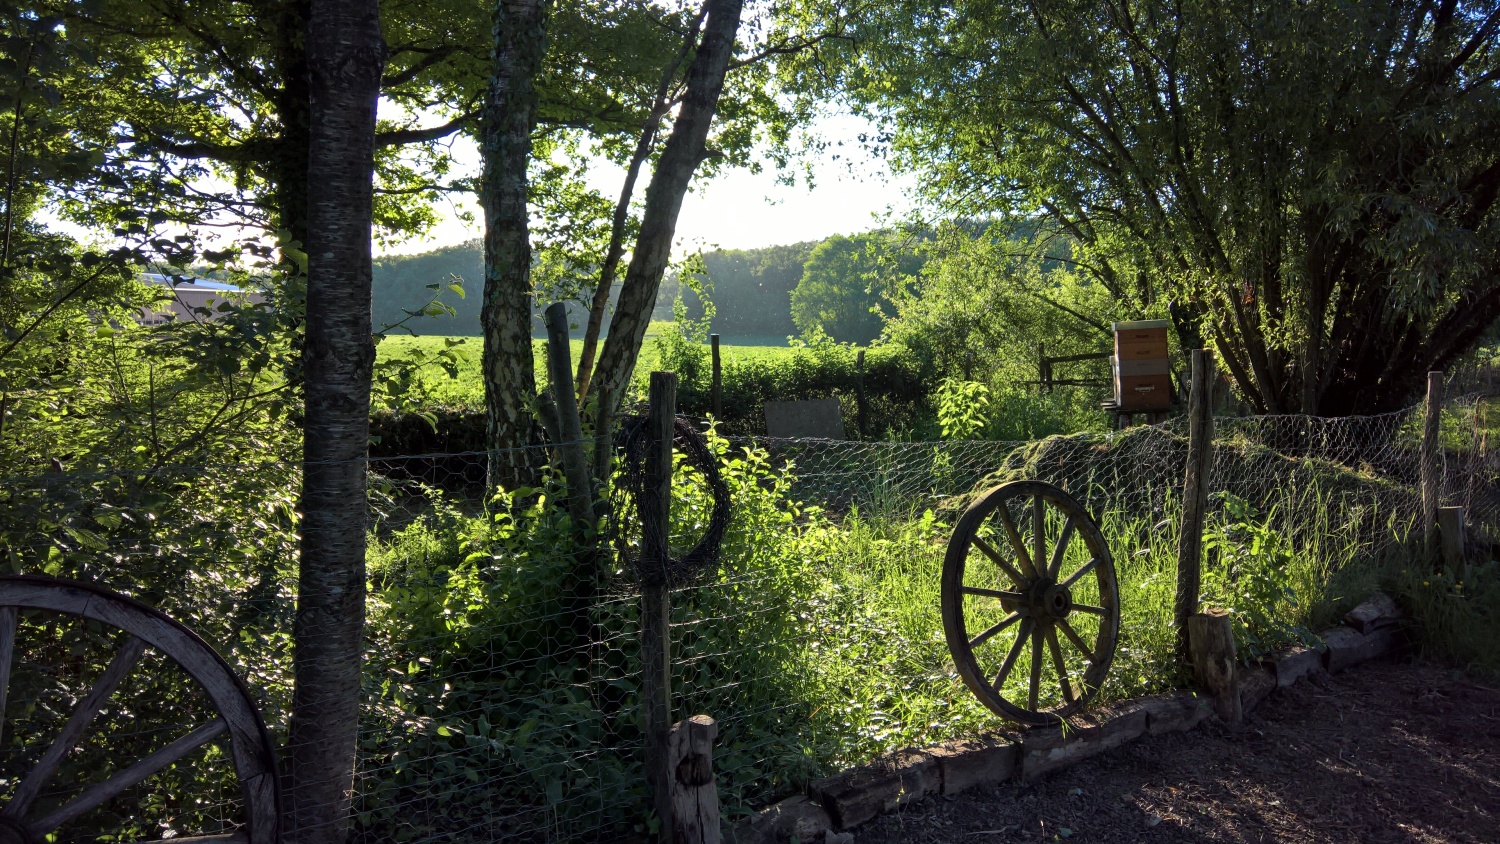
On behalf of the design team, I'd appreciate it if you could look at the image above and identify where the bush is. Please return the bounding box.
[671,340,935,439]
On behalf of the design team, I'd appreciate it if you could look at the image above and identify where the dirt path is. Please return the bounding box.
[856,659,1500,843]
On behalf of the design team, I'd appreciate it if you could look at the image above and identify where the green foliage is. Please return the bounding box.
[791,233,920,344]
[935,378,991,440]
[676,241,817,337]
[1201,494,1324,662]
[786,0,1500,415]
[883,222,1114,431]
[1392,564,1500,680]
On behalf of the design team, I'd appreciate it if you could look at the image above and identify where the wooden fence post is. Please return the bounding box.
[667,715,721,844]
[1438,505,1467,583]
[1037,342,1047,393]
[855,349,867,439]
[642,371,677,841]
[710,334,722,423]
[1188,609,1241,727]
[544,303,597,532]
[545,304,599,653]
[1422,371,1443,556]
[1174,349,1214,662]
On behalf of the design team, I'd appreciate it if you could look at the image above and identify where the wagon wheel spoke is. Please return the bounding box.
[993,505,1037,578]
[968,611,1022,650]
[960,586,1025,602]
[0,606,14,749]
[1046,626,1075,704]
[1058,557,1098,591]
[972,535,1028,587]
[1027,625,1044,711]
[3,634,148,819]
[1046,516,1076,580]
[1072,602,1109,616]
[1031,496,1046,581]
[1055,616,1096,664]
[993,619,1033,690]
[26,718,228,837]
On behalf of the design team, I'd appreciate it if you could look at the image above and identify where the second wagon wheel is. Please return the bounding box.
[0,575,280,844]
[942,481,1120,726]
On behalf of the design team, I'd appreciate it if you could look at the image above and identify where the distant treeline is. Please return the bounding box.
[371,234,920,341]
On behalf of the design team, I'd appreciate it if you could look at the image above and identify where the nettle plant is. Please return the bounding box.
[1201,493,1323,662]
[935,378,992,440]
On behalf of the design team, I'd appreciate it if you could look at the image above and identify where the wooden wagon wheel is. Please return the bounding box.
[0,575,279,844]
[942,481,1120,726]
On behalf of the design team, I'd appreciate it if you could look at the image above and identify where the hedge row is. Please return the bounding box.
[368,344,938,457]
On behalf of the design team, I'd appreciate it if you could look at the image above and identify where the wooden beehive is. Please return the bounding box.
[1112,319,1171,410]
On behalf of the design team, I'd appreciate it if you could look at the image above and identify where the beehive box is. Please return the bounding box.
[1112,320,1171,409]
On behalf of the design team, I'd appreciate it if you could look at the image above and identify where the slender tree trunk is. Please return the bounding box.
[272,0,313,387]
[284,0,383,840]
[592,0,744,414]
[575,3,708,401]
[480,0,549,490]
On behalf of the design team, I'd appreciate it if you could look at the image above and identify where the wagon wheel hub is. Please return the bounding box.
[1033,581,1073,620]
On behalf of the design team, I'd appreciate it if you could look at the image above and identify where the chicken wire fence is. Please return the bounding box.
[0,391,1493,842]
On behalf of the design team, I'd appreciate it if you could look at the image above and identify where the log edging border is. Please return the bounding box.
[728,594,1407,843]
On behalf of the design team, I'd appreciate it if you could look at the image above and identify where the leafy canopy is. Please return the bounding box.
[784,0,1500,414]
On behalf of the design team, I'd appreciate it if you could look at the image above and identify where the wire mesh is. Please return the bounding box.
[0,390,1492,841]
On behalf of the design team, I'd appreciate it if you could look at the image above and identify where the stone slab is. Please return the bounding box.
[1020,706,1149,781]
[1322,625,1400,674]
[1344,592,1403,633]
[808,748,939,830]
[1239,663,1277,714]
[927,736,1019,795]
[765,398,847,440]
[1137,691,1212,735]
[727,795,833,844]
[1273,645,1327,688]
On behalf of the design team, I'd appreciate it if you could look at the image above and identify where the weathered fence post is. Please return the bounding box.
[1188,608,1241,727]
[855,349,867,439]
[1175,349,1214,661]
[666,715,721,844]
[1438,505,1467,583]
[1036,341,1047,393]
[642,371,677,840]
[710,334,722,423]
[1421,371,1444,556]
[545,304,599,653]
[545,303,597,532]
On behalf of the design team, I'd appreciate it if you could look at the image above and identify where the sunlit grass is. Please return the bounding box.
[374,333,806,407]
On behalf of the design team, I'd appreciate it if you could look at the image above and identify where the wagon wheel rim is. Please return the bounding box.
[942,481,1120,726]
[0,575,279,844]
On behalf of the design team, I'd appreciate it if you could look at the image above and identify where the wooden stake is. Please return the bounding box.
[643,371,677,841]
[710,334,722,423]
[855,349,867,439]
[1421,371,1443,556]
[1175,349,1214,662]
[544,303,597,532]
[1188,609,1240,727]
[1438,505,1467,583]
[667,715,721,844]
[1037,342,1047,393]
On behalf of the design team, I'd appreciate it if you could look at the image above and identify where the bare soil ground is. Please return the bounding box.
[857,658,1500,843]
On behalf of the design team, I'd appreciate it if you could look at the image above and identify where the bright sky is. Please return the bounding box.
[383,112,920,257]
[42,112,917,260]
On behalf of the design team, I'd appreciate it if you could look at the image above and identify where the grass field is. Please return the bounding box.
[376,324,809,406]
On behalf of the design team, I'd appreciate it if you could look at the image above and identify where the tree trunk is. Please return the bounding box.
[574,3,707,401]
[284,0,382,841]
[480,0,549,490]
[590,0,744,415]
